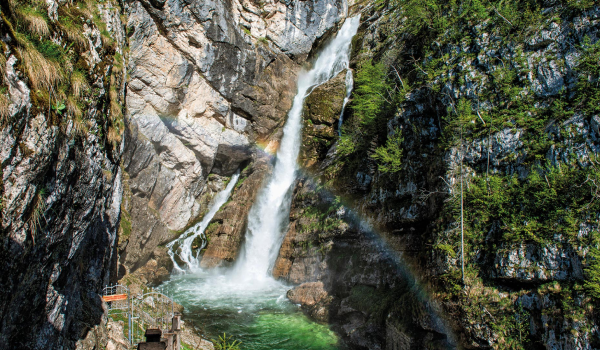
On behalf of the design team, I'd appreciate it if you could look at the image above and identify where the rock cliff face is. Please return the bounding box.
[118,0,347,275]
[0,1,126,348]
[3,0,598,349]
[268,72,452,349]
[275,177,453,350]
[272,2,600,350]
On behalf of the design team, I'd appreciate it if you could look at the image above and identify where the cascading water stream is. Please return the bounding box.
[338,69,354,135]
[160,16,360,350]
[233,16,361,283]
[166,170,240,272]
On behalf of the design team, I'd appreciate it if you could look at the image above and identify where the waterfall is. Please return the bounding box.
[234,16,361,283]
[338,69,354,135]
[167,170,240,272]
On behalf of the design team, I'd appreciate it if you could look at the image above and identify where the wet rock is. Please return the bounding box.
[300,70,348,169]
[272,179,339,284]
[271,220,298,280]
[200,158,270,268]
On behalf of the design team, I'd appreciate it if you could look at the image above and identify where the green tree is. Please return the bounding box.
[351,60,388,128]
[372,127,403,174]
[576,37,600,116]
[585,248,600,300]
[211,333,242,350]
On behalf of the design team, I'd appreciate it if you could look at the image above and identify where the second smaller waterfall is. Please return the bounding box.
[338,69,354,135]
[167,171,240,272]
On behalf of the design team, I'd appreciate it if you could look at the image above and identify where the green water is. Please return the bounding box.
[160,272,340,350]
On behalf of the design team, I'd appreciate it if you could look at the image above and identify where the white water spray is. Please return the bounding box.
[234,16,361,283]
[167,171,240,272]
[337,69,354,135]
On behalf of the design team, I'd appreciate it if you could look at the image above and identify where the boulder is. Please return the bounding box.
[287,282,331,323]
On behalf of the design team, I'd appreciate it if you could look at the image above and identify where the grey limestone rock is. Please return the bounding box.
[119,0,346,274]
[492,243,584,283]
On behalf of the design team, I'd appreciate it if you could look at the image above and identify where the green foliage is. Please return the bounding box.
[336,130,356,157]
[442,98,475,146]
[371,127,403,174]
[5,0,126,148]
[211,333,242,350]
[331,59,401,177]
[372,0,597,160]
[234,173,247,191]
[575,37,600,116]
[563,0,596,10]
[181,342,199,350]
[584,247,600,300]
[15,5,50,37]
[51,100,66,115]
[28,34,70,63]
[119,209,132,243]
[490,301,532,349]
[205,222,220,236]
[464,164,597,244]
[435,243,457,258]
[113,51,123,69]
[323,0,600,347]
[299,203,343,234]
[384,0,549,40]
[351,60,388,128]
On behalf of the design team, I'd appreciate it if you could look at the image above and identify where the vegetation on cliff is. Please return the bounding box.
[0,1,127,348]
[0,0,125,148]
[318,0,600,348]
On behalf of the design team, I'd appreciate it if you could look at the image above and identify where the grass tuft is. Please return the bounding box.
[0,92,10,121]
[107,126,121,144]
[27,188,47,243]
[109,87,122,119]
[0,52,6,81]
[66,95,82,118]
[58,15,88,49]
[70,71,89,98]
[16,42,63,90]
[72,115,88,136]
[16,6,50,37]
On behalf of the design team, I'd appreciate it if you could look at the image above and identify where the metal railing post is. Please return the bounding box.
[128,289,132,346]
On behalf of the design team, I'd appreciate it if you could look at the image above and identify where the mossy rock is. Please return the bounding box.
[303,69,347,126]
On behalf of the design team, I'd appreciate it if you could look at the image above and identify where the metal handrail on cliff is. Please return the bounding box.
[103,284,178,348]
[102,283,132,345]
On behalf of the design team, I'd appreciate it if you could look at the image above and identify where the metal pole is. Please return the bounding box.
[128,290,132,345]
[460,126,465,285]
